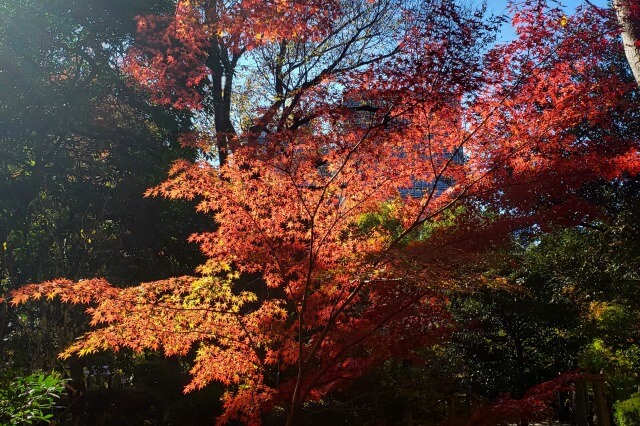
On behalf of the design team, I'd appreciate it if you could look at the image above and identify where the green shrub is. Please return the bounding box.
[0,371,65,425]
[615,393,640,426]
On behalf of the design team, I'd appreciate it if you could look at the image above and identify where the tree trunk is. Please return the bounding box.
[593,380,610,426]
[68,357,86,394]
[68,357,86,426]
[402,399,414,426]
[285,403,301,426]
[574,380,588,426]
[614,0,640,87]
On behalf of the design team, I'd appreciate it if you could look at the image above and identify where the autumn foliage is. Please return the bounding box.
[469,372,595,425]
[11,0,640,423]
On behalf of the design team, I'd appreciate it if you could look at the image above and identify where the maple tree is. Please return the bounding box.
[468,371,607,426]
[9,0,640,424]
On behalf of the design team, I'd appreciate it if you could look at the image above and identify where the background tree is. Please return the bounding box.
[0,0,208,420]
[526,178,640,400]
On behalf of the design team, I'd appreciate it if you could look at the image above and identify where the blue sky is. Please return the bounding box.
[486,0,611,41]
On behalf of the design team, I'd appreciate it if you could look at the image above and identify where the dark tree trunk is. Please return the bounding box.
[575,380,588,426]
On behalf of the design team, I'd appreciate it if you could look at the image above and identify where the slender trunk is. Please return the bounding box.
[68,357,86,425]
[514,339,529,426]
[614,0,640,87]
[574,380,588,426]
[68,358,85,393]
[402,402,414,426]
[205,13,236,167]
[593,379,610,426]
[285,402,301,426]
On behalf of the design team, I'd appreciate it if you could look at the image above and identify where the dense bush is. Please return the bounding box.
[0,371,65,425]
[614,393,640,426]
